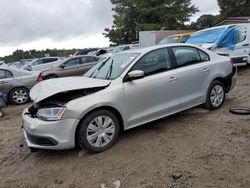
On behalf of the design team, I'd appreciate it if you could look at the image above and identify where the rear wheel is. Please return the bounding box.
[77,110,120,153]
[205,80,225,110]
[9,87,29,105]
[45,74,58,80]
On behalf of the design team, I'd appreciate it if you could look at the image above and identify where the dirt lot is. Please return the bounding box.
[1,68,250,188]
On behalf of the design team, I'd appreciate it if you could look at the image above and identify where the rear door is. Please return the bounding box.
[78,56,100,75]
[123,48,180,127]
[170,46,212,108]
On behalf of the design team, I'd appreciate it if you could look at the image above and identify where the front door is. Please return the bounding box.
[123,48,180,127]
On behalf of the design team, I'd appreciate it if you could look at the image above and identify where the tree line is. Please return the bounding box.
[1,48,93,63]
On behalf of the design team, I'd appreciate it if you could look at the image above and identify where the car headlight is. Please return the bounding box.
[36,107,66,121]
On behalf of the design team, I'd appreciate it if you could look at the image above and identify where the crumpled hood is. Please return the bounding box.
[30,76,111,103]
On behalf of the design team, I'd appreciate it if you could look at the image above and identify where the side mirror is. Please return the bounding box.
[127,70,144,81]
[60,64,65,69]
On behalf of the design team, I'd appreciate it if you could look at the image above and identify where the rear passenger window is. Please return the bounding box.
[131,48,171,76]
[172,47,209,67]
[198,50,210,62]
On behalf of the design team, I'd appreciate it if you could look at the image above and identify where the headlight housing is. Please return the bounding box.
[36,107,66,121]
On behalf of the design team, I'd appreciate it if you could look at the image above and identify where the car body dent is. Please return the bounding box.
[30,76,111,103]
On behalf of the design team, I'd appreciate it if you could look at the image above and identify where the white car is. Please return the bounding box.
[23,57,62,71]
[187,24,250,66]
[22,44,236,153]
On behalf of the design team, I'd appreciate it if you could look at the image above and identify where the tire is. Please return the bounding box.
[0,109,4,118]
[77,110,120,153]
[204,80,226,110]
[229,107,250,115]
[45,74,58,80]
[9,87,29,105]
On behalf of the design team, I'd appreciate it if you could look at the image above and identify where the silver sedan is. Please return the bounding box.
[22,44,237,153]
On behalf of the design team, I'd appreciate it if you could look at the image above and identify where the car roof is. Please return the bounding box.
[121,43,202,54]
[196,23,250,33]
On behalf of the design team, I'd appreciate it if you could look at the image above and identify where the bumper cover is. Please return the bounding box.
[22,109,80,150]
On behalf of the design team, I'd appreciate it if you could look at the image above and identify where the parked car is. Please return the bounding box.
[74,49,99,56]
[186,24,250,66]
[41,55,101,79]
[23,57,62,71]
[0,67,41,104]
[22,44,236,153]
[158,33,193,45]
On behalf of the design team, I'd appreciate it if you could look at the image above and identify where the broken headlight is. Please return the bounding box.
[36,107,66,121]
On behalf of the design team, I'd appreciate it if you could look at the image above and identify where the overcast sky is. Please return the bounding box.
[0,0,219,57]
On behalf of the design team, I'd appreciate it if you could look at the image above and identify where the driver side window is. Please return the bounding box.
[65,58,81,67]
[131,48,171,76]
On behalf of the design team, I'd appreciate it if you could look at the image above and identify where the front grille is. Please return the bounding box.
[26,132,58,146]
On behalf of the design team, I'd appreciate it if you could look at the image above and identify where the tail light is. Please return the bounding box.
[37,73,43,82]
[230,58,234,65]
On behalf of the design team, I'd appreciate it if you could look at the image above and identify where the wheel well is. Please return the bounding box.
[212,77,230,92]
[7,86,29,102]
[45,74,58,78]
[74,106,124,148]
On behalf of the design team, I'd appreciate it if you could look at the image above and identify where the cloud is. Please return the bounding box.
[0,0,113,46]
[191,0,220,21]
[0,0,221,56]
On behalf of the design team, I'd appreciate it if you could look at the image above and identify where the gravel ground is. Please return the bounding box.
[0,67,250,188]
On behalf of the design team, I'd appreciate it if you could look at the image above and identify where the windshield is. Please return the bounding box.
[84,53,140,80]
[186,27,227,44]
[52,58,69,68]
[158,36,180,45]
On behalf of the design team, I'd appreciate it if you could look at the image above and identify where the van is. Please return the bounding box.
[186,24,250,66]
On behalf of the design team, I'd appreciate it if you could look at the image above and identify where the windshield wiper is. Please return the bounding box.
[105,59,114,80]
[89,57,110,78]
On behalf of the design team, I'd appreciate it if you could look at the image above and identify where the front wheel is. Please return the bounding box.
[204,80,225,110]
[77,110,120,153]
[9,87,29,105]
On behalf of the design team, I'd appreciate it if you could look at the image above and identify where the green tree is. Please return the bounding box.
[104,0,198,45]
[218,0,250,18]
[195,14,217,30]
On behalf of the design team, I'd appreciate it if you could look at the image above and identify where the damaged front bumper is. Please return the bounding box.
[22,108,80,150]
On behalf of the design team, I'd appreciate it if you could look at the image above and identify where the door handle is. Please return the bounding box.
[242,44,250,47]
[203,68,209,73]
[169,76,177,82]
[0,81,8,84]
